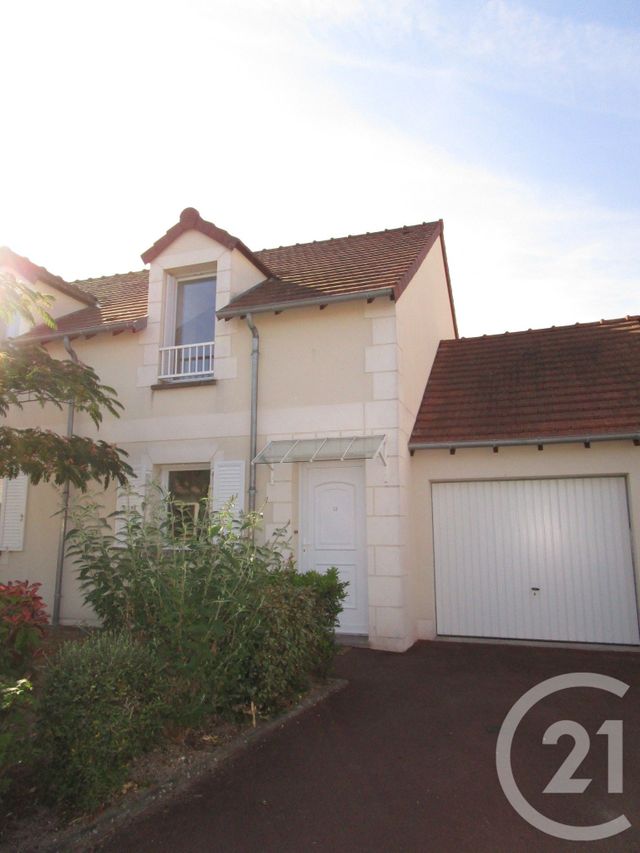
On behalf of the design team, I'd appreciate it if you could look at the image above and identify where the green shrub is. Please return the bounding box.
[36,632,166,814]
[212,568,320,715]
[291,568,348,676]
[0,678,34,799]
[67,494,346,723]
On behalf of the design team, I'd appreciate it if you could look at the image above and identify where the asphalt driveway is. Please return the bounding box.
[100,641,640,853]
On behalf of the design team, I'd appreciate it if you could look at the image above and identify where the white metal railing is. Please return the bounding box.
[158,341,215,380]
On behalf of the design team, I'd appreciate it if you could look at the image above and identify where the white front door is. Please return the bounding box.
[301,463,368,635]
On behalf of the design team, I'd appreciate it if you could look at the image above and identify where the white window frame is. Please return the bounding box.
[162,270,218,349]
[159,270,218,382]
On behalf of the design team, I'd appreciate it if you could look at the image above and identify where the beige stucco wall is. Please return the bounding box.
[409,441,640,640]
[396,237,455,432]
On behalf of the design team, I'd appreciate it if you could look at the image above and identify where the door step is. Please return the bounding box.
[336,633,369,648]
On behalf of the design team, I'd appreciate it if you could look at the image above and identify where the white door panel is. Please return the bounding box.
[433,477,640,645]
[301,464,368,634]
[315,483,356,549]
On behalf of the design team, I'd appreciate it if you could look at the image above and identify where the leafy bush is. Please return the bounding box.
[0,580,48,676]
[291,568,347,676]
[36,632,167,814]
[67,493,346,722]
[211,567,323,715]
[0,678,33,799]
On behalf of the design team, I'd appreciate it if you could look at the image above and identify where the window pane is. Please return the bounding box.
[175,277,216,346]
[168,469,210,501]
[168,469,210,531]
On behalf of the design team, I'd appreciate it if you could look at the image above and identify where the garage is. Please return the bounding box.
[432,477,640,645]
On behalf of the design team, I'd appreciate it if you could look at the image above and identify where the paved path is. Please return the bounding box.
[100,641,640,852]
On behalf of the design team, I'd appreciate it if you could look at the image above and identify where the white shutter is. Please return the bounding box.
[211,460,246,514]
[0,474,29,551]
[114,465,149,535]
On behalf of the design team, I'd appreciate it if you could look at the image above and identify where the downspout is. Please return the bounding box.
[245,314,259,515]
[52,336,78,626]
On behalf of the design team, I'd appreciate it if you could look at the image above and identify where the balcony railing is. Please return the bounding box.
[158,341,215,381]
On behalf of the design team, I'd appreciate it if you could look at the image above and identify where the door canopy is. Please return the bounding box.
[253,435,386,465]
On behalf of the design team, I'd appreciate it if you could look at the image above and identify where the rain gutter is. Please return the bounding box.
[409,433,640,452]
[218,288,394,319]
[16,317,147,345]
[245,314,259,514]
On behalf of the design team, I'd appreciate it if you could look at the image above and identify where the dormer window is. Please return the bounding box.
[159,273,216,381]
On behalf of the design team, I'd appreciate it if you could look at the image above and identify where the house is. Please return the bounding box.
[0,208,638,651]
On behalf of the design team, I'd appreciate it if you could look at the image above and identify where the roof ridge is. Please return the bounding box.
[70,269,148,285]
[454,315,640,343]
[255,221,439,255]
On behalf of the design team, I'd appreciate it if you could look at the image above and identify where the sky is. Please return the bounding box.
[1,0,639,336]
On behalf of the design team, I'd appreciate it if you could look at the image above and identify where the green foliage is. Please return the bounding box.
[36,632,167,814]
[0,580,48,676]
[0,678,34,799]
[0,272,131,489]
[67,492,346,721]
[0,425,130,489]
[291,568,348,676]
[0,271,54,329]
[0,341,124,426]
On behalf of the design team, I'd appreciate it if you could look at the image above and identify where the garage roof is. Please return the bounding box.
[410,316,640,448]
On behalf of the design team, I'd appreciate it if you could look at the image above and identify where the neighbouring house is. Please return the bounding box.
[0,208,638,651]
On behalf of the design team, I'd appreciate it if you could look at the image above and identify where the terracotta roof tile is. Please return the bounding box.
[20,270,149,341]
[410,317,640,446]
[219,222,443,315]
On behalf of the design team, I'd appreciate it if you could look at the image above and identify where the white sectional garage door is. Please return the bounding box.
[433,477,640,645]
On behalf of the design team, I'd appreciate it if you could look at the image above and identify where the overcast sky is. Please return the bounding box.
[2,0,639,335]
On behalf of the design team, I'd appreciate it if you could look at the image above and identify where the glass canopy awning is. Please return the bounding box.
[253,435,386,465]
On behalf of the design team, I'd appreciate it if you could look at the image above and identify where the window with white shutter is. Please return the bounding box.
[0,474,29,551]
[211,460,246,514]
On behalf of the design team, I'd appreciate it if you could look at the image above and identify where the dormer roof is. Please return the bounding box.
[140,207,273,278]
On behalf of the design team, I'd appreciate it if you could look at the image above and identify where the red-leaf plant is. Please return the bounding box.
[0,580,49,675]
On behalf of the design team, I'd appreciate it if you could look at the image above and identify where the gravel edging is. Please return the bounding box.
[15,678,347,853]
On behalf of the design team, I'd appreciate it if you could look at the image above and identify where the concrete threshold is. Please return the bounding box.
[336,633,369,648]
